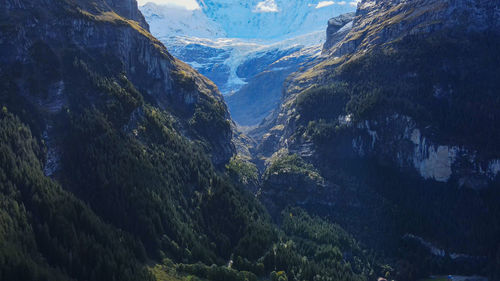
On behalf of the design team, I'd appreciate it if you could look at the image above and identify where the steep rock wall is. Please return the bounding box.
[0,0,234,165]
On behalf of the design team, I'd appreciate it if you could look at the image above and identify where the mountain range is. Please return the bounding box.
[196,0,356,40]
[140,1,356,126]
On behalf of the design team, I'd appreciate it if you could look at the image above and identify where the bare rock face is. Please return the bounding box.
[106,0,150,29]
[323,12,355,52]
[350,114,500,187]
[331,0,500,56]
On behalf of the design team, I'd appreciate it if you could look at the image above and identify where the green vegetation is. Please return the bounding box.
[260,208,375,281]
[226,156,259,186]
[0,13,272,280]
[0,111,153,281]
[270,271,288,281]
[0,0,385,280]
[0,75,381,280]
[295,31,500,157]
[189,96,232,158]
[178,263,257,281]
[286,29,500,280]
[296,84,349,123]
[149,208,377,281]
[8,0,500,280]
[51,48,275,265]
[265,154,323,183]
[352,31,499,156]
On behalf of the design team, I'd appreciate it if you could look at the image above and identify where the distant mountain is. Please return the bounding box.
[226,16,354,127]
[140,1,356,126]
[140,3,226,39]
[196,0,356,40]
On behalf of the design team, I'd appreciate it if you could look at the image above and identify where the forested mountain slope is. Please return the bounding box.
[254,0,500,279]
[0,0,266,277]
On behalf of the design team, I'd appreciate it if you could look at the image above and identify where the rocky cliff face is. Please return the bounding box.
[326,0,500,56]
[0,0,234,165]
[323,12,355,51]
[349,114,499,186]
[257,0,500,185]
[106,0,149,29]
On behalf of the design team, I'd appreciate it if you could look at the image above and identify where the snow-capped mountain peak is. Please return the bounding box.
[196,0,356,40]
[140,2,226,39]
[139,0,355,125]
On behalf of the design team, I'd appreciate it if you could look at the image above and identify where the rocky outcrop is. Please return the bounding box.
[350,114,500,187]
[106,0,150,29]
[323,12,355,52]
[329,0,500,56]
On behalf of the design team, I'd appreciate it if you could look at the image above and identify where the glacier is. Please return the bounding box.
[140,0,356,125]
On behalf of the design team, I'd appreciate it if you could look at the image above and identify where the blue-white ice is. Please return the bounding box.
[140,0,357,93]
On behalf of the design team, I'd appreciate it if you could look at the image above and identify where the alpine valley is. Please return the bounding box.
[0,1,499,281]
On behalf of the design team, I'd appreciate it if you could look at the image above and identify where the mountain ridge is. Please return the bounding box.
[252,0,500,279]
[195,0,356,40]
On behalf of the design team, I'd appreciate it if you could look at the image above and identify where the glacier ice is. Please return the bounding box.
[140,0,355,100]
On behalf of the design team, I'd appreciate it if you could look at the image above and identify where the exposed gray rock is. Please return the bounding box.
[331,0,500,57]
[106,0,150,29]
[351,114,500,186]
[42,124,60,177]
[323,12,355,52]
